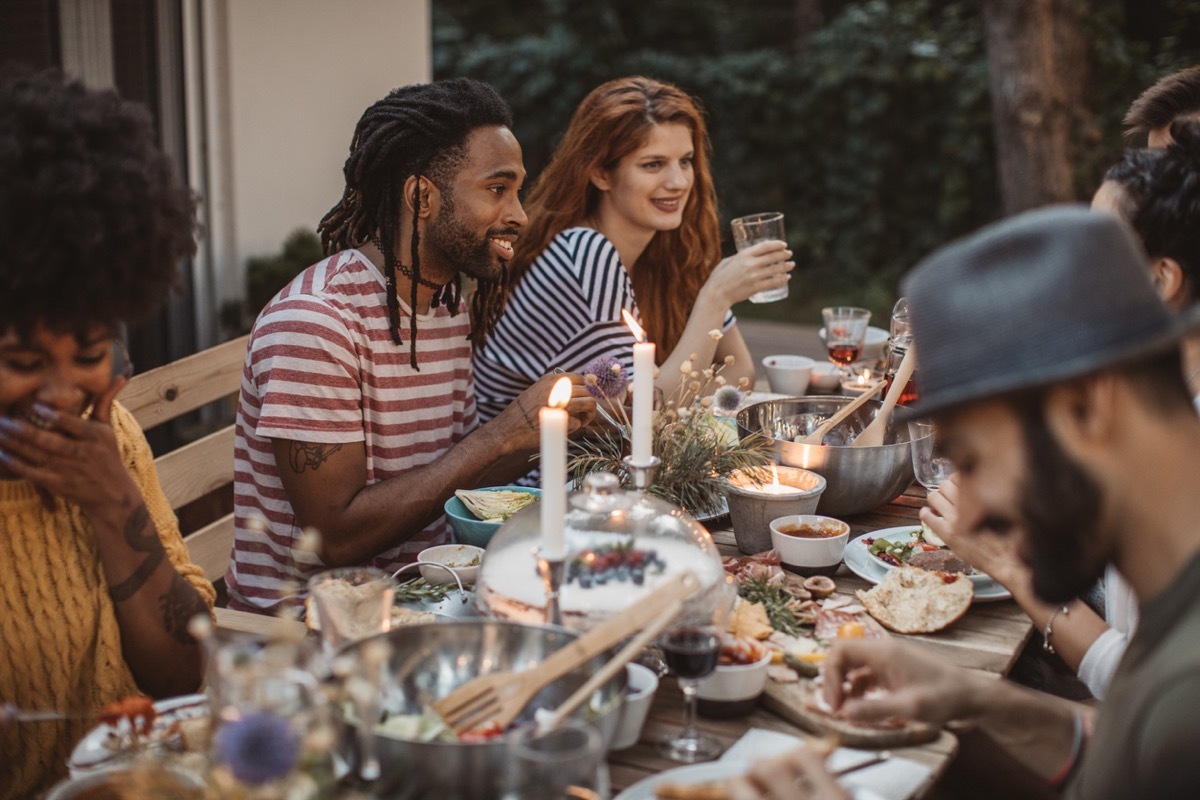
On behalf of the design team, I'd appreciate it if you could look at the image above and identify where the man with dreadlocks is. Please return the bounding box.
[227,78,594,614]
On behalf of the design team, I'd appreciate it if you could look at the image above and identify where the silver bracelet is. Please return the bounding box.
[1042,605,1070,655]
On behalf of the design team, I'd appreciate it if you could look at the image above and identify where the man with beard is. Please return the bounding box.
[227,79,594,613]
[775,207,1200,800]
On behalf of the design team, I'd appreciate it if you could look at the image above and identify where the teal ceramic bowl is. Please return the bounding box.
[443,486,541,548]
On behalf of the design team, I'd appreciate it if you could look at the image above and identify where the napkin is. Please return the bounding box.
[720,728,932,800]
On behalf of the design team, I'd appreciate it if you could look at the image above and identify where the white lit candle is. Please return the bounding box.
[747,464,793,495]
[540,377,573,559]
[623,310,656,466]
[841,368,881,397]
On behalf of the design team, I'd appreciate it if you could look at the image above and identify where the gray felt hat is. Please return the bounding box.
[899,205,1200,420]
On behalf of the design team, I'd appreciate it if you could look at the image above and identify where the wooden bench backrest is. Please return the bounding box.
[118,334,248,584]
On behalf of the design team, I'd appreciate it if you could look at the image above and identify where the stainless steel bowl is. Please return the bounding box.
[337,620,626,799]
[737,396,917,516]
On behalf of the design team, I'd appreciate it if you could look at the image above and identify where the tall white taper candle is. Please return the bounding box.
[539,377,573,559]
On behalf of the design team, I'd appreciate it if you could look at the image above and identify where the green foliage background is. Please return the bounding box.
[433,0,1200,324]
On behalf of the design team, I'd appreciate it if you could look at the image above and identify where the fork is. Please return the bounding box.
[432,571,699,734]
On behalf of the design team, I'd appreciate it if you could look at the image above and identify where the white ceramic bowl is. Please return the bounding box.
[696,638,772,717]
[417,543,484,585]
[770,514,851,575]
[761,354,815,396]
[818,325,889,364]
[611,662,660,749]
[808,362,841,392]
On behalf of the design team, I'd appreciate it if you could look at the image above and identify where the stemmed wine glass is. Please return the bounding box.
[822,306,872,379]
[657,623,723,763]
[657,584,735,763]
[908,419,954,494]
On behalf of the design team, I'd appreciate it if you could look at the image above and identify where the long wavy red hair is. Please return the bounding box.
[509,76,721,357]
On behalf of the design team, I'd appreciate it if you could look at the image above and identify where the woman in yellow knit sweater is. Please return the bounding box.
[0,70,215,797]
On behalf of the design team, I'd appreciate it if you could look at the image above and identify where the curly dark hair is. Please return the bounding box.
[1103,119,1200,298]
[318,77,513,369]
[0,69,197,337]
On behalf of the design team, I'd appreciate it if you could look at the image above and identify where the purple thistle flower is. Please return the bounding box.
[582,355,629,400]
[215,710,300,785]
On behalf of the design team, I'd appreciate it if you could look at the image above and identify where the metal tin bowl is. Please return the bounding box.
[737,397,917,516]
[337,620,626,799]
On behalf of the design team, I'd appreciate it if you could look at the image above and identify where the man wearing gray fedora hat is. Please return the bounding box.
[812,206,1200,798]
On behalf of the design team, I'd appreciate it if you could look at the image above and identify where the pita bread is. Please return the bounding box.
[855,566,973,634]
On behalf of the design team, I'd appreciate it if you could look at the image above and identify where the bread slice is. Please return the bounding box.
[856,566,973,634]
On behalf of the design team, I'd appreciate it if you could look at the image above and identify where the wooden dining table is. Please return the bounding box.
[605,483,1035,797]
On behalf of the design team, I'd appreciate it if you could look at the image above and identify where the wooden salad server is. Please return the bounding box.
[852,345,916,448]
[797,379,885,445]
[432,571,699,734]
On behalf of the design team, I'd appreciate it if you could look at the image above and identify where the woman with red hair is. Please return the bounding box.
[474,76,792,422]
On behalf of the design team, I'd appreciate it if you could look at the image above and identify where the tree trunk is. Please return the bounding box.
[983,0,1089,215]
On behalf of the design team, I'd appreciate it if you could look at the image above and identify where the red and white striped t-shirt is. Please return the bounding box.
[226,249,477,614]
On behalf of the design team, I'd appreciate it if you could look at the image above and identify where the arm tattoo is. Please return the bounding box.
[288,441,343,473]
[108,546,165,601]
[109,502,166,601]
[159,571,211,645]
[123,503,158,551]
[514,397,537,433]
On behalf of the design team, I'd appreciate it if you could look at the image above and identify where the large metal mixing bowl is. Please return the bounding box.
[337,620,625,799]
[737,397,917,517]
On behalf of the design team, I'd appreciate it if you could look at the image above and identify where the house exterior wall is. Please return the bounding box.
[221,0,431,305]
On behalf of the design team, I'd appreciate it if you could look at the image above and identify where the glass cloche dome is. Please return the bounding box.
[475,473,728,630]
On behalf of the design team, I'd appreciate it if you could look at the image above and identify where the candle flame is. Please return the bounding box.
[622,309,647,343]
[548,376,573,408]
[858,369,871,384]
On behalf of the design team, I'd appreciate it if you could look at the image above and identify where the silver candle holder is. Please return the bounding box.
[623,455,661,494]
[535,547,566,627]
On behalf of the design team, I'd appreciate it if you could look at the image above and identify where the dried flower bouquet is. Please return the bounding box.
[569,333,773,517]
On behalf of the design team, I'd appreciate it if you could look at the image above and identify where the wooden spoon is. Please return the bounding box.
[852,346,916,448]
[537,598,684,733]
[796,380,886,445]
[432,572,698,734]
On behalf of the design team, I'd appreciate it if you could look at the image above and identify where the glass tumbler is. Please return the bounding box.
[730,212,788,303]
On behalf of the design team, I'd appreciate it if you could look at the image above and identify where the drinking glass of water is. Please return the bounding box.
[908,420,954,492]
[730,212,788,303]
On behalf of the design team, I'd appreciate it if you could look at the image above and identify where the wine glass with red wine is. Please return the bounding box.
[821,306,872,380]
[657,624,723,763]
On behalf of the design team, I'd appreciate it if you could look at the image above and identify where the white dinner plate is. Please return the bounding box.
[615,760,751,800]
[691,495,730,523]
[615,759,886,800]
[858,527,994,586]
[844,528,1013,602]
[68,693,209,776]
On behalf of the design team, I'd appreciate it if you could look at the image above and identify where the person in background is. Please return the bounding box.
[1094,119,1200,403]
[474,76,793,427]
[227,78,594,614]
[0,69,215,798]
[1124,64,1200,147]
[927,119,1200,701]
